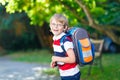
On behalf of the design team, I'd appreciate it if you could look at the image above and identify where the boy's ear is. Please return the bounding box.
[64,26,68,32]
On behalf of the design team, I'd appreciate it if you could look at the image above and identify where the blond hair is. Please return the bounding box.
[50,13,69,27]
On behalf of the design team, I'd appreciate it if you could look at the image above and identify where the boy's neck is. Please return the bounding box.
[53,32,66,40]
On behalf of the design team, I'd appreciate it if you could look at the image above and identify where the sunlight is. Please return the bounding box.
[0,0,6,5]
[37,0,46,3]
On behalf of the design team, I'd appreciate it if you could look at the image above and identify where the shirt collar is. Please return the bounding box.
[53,32,66,40]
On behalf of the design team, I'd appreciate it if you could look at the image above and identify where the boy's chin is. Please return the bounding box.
[54,34,59,36]
[53,33,60,36]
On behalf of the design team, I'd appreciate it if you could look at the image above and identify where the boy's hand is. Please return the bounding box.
[50,61,57,68]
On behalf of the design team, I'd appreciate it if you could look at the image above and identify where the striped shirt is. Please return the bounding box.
[53,32,80,77]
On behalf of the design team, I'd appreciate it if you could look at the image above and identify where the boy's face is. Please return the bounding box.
[50,19,65,36]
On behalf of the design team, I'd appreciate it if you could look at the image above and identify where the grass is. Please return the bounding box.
[8,49,52,64]
[7,50,120,80]
[80,54,120,80]
[43,54,120,80]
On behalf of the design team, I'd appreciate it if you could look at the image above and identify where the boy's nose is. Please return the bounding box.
[54,24,59,28]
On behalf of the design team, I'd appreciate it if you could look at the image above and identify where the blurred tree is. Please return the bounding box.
[0,5,40,51]
[0,0,120,45]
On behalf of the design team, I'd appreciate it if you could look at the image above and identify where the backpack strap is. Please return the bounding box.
[60,35,66,53]
[60,34,71,53]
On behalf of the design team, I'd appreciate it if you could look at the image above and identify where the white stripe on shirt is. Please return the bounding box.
[53,45,63,52]
[59,65,80,77]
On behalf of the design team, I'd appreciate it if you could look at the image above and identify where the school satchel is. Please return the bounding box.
[60,27,95,66]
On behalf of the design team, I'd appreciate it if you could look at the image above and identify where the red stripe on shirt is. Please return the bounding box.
[58,63,77,70]
[53,39,60,46]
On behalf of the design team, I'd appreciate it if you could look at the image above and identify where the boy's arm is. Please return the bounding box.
[52,48,76,63]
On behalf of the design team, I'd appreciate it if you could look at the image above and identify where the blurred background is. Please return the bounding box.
[0,0,120,54]
[0,0,120,80]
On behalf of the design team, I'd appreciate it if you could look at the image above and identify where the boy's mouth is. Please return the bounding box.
[53,29,58,32]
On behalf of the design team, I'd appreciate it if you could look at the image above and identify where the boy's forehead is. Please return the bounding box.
[51,19,62,23]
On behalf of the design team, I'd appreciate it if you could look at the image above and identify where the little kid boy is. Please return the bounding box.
[49,13,81,80]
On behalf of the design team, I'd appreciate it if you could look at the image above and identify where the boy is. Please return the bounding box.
[49,13,80,80]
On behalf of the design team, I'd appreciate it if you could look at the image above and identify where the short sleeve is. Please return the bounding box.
[63,39,74,52]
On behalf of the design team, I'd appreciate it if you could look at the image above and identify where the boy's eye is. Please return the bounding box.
[51,23,64,27]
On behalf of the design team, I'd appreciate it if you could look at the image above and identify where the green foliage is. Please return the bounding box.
[0,0,120,26]
[0,0,120,45]
[91,7,105,18]
[9,49,52,64]
[0,0,95,26]
[101,2,120,26]
[43,68,59,76]
[1,0,119,29]
[0,28,40,51]
[0,0,119,26]
[0,6,40,51]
